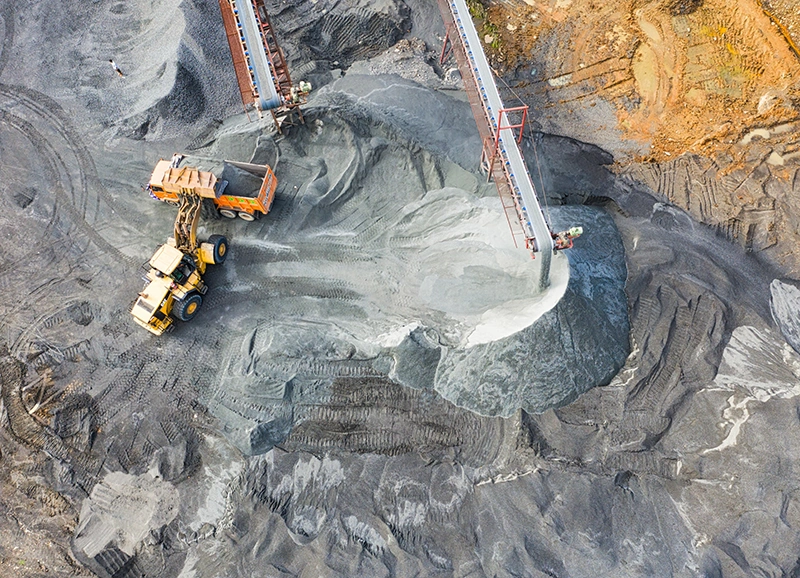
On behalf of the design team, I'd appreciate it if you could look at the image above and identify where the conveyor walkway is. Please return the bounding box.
[437,0,555,287]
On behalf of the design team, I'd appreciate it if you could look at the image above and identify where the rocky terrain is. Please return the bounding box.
[0,0,799,577]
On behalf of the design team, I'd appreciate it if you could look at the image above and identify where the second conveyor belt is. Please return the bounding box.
[441,0,554,287]
[231,0,282,111]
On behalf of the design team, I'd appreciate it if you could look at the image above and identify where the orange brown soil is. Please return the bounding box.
[477,0,800,164]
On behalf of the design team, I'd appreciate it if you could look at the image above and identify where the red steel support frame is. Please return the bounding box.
[439,25,454,65]
[251,0,307,128]
[481,105,528,177]
[438,17,529,248]
[219,0,307,129]
[219,0,257,117]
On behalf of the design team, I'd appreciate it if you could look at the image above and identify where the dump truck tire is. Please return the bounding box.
[208,235,228,264]
[220,209,237,219]
[174,293,202,322]
[238,211,255,221]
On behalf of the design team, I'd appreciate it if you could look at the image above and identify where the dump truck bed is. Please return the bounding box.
[215,161,277,214]
[148,155,277,217]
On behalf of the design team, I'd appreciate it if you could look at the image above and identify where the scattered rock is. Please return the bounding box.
[73,471,180,578]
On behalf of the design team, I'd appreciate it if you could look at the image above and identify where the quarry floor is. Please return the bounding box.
[0,0,800,576]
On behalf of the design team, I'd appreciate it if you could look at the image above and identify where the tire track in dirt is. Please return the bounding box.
[1,353,101,494]
[0,84,144,241]
[0,189,61,283]
[0,109,118,352]
[283,377,507,466]
[202,276,363,314]
[0,4,14,78]
[87,319,225,433]
[0,112,131,266]
[229,241,371,264]
[10,300,101,370]
[608,282,729,456]
[0,85,93,219]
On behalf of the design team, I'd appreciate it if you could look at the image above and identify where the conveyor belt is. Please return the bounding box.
[438,0,554,287]
[223,0,282,112]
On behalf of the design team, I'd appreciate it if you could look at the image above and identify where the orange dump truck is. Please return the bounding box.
[147,154,277,221]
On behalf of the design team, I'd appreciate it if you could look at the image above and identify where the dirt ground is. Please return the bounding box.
[469,0,800,274]
[480,0,800,161]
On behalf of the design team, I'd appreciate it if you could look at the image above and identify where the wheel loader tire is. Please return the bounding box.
[174,293,203,322]
[238,211,255,221]
[220,209,237,219]
[208,235,228,264]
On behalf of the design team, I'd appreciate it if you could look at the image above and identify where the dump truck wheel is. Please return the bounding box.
[174,293,203,322]
[220,209,237,219]
[208,235,228,264]
[238,211,255,222]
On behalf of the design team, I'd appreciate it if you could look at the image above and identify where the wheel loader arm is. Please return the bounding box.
[174,192,202,253]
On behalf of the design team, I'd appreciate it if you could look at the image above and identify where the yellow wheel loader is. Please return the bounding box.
[130,185,229,335]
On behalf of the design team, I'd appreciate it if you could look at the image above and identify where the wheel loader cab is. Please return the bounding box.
[170,256,196,284]
[131,243,208,335]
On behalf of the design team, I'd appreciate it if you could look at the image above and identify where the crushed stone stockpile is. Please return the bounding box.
[1,0,800,577]
[197,74,629,454]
